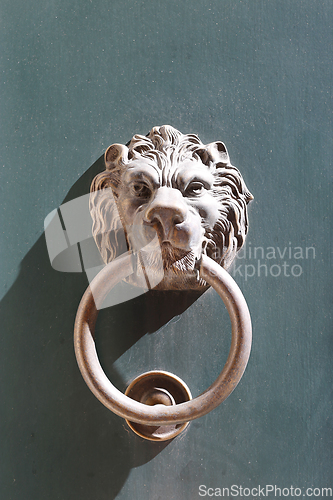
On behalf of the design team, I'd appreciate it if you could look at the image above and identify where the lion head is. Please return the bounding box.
[90,125,253,290]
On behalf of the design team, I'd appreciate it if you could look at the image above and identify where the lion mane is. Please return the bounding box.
[89,125,253,288]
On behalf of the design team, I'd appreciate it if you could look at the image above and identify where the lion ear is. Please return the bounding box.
[196,142,230,166]
[105,144,129,170]
[207,142,230,165]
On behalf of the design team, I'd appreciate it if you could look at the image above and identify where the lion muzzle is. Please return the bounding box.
[143,186,204,256]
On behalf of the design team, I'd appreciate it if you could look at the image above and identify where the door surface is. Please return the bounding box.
[1,1,332,499]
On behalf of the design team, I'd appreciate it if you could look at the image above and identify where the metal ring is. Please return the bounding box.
[74,253,252,425]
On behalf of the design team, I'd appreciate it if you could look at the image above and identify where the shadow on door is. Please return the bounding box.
[0,158,204,499]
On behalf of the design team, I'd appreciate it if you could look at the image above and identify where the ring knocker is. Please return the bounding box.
[72,125,253,441]
[74,253,252,441]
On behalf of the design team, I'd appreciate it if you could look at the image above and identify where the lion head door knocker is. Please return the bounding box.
[74,125,253,441]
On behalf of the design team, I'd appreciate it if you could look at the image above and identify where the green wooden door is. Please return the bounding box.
[1,1,332,499]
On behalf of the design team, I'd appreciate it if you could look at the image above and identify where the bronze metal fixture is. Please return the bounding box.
[74,126,253,440]
[124,371,192,441]
[74,252,252,440]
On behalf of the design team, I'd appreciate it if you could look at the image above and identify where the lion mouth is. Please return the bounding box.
[160,241,195,271]
[138,239,197,275]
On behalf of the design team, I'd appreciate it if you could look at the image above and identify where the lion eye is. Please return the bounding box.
[132,183,151,199]
[185,182,205,197]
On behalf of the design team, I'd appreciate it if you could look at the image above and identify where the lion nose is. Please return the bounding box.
[145,187,187,238]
